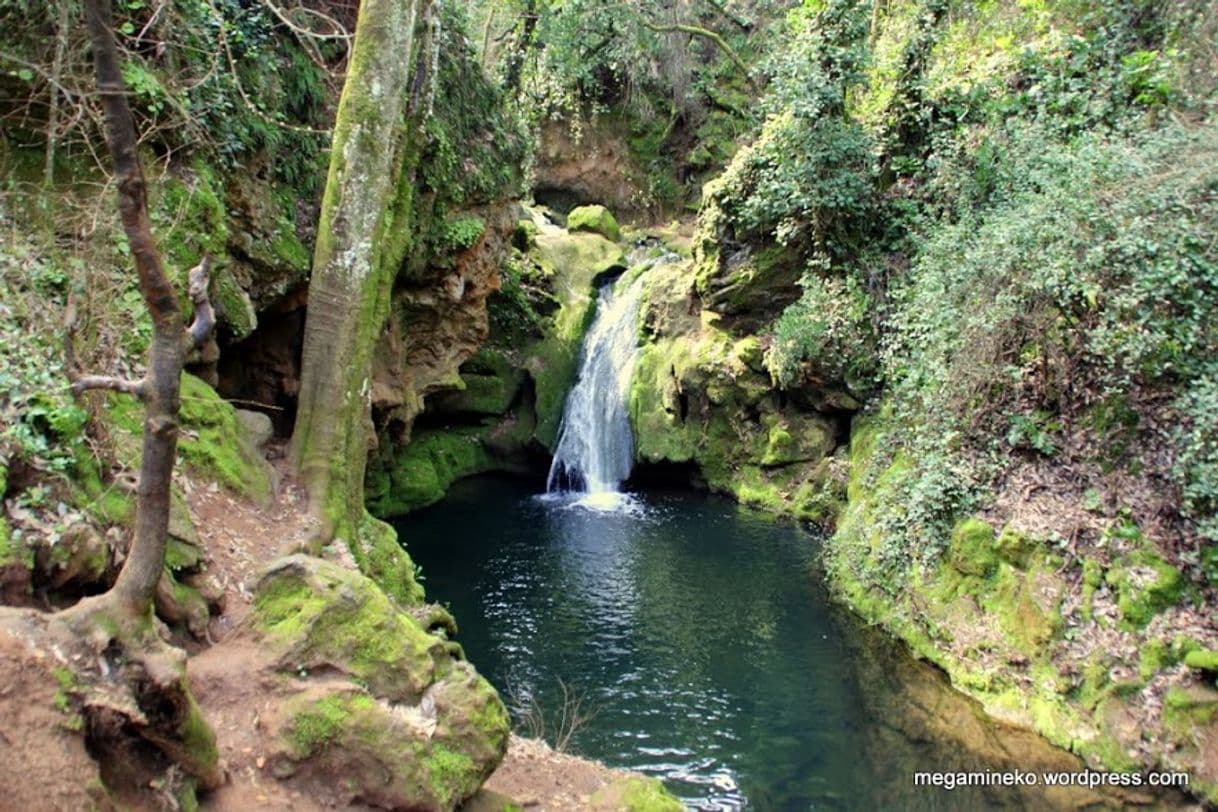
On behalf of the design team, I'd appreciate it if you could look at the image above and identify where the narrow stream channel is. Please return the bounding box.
[402,479,1127,811]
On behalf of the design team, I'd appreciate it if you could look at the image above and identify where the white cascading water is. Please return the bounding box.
[546,276,646,497]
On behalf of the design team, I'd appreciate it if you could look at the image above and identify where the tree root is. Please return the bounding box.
[3,598,223,798]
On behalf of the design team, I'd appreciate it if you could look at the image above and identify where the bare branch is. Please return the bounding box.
[64,299,147,400]
[71,375,147,397]
[185,255,215,350]
[257,0,352,41]
[642,20,757,89]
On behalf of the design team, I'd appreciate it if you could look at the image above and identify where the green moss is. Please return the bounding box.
[984,563,1063,657]
[591,776,683,812]
[287,692,373,756]
[367,429,495,517]
[422,744,476,802]
[178,695,220,778]
[165,537,202,574]
[210,267,257,340]
[104,373,270,503]
[279,674,505,810]
[52,666,78,714]
[0,515,15,568]
[1080,557,1104,621]
[1105,548,1184,628]
[1184,649,1218,672]
[252,555,434,697]
[948,518,998,578]
[1140,639,1170,681]
[524,224,627,447]
[349,514,426,607]
[994,526,1039,569]
[176,778,200,812]
[1163,685,1218,727]
[566,204,621,242]
[153,162,228,280]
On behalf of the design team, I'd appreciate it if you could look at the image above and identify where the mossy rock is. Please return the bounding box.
[995,526,1039,570]
[986,563,1065,657]
[1105,549,1183,628]
[524,220,627,447]
[566,204,621,242]
[258,556,509,811]
[366,429,496,518]
[429,357,524,417]
[252,555,437,698]
[1163,684,1218,728]
[32,523,109,590]
[948,518,998,578]
[1184,649,1218,673]
[104,373,272,504]
[589,776,683,811]
[275,679,506,812]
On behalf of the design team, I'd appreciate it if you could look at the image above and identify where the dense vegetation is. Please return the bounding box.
[1,0,1217,806]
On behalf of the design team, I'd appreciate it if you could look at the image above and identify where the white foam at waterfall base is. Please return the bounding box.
[545,274,646,511]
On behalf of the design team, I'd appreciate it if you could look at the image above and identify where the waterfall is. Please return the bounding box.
[546,275,645,497]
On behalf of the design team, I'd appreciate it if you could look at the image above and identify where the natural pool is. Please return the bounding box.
[401,477,1130,811]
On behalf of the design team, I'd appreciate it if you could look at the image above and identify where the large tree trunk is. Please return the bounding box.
[78,0,214,616]
[291,0,435,545]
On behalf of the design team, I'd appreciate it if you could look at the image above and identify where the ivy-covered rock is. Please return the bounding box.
[629,260,845,520]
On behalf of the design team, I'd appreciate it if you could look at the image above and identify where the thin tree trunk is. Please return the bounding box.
[290,0,434,545]
[79,0,214,615]
[44,0,70,190]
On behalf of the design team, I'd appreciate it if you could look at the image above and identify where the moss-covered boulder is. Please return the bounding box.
[104,372,272,505]
[566,204,622,242]
[1185,649,1218,673]
[366,429,496,520]
[253,555,442,699]
[255,556,509,811]
[628,261,844,519]
[1105,549,1184,629]
[948,518,998,578]
[589,776,684,811]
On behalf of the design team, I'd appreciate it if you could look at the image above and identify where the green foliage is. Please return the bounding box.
[0,237,89,478]
[766,267,876,390]
[1006,412,1061,457]
[438,216,487,253]
[419,3,528,213]
[489,251,547,339]
[1174,373,1218,580]
[0,0,331,193]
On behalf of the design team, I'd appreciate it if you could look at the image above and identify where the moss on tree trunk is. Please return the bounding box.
[291,0,435,548]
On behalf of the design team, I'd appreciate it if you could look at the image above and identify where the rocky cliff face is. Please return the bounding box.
[366,206,629,516]
[629,256,849,519]
[364,200,856,521]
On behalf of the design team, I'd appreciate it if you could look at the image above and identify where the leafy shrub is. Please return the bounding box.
[766,266,877,392]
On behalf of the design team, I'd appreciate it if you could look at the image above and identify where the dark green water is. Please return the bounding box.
[400,478,1108,811]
